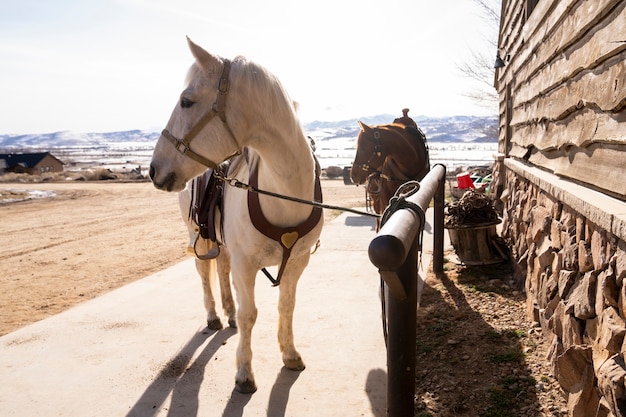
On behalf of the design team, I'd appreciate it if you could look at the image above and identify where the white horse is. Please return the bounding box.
[178,181,236,330]
[149,38,323,394]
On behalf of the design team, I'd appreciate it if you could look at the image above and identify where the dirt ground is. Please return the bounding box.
[415,260,568,416]
[0,179,366,336]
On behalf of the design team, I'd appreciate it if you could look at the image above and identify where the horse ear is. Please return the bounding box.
[358,120,371,132]
[186,36,219,70]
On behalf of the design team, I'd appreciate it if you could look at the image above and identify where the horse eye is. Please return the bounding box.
[180,98,195,108]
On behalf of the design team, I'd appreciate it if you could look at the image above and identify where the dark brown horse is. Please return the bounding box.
[350,115,430,215]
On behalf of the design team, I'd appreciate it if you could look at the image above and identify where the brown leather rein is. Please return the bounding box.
[160,59,238,169]
[352,127,383,173]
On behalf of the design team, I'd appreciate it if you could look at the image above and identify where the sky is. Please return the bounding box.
[0,0,499,134]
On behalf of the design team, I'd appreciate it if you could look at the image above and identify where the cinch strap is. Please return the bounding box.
[246,153,322,286]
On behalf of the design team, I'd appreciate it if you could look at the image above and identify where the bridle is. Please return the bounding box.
[353,127,384,173]
[160,59,240,169]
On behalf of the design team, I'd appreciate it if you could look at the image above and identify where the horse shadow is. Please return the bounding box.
[220,366,301,417]
[125,327,236,417]
[221,367,386,417]
[125,327,328,417]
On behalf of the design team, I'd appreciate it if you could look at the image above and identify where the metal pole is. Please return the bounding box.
[433,165,446,273]
[367,164,446,417]
[385,237,418,417]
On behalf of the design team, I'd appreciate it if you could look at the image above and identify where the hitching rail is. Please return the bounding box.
[368,164,446,417]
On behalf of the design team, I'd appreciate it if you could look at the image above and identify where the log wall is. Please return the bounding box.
[495,0,626,199]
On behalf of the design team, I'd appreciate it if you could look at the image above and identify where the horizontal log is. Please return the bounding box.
[499,0,515,40]
[521,0,563,43]
[507,0,574,79]
[514,7,626,107]
[517,56,626,117]
[506,0,622,93]
[511,57,626,126]
[512,108,626,150]
[528,144,626,198]
[508,142,529,160]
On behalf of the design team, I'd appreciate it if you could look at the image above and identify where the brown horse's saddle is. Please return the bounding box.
[405,125,428,147]
[393,108,427,146]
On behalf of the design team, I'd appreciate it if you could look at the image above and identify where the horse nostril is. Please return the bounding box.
[148,165,156,180]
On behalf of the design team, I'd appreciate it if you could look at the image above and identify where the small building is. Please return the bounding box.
[0,152,64,175]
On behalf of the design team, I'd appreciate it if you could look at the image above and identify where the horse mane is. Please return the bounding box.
[230,56,304,141]
[183,55,303,141]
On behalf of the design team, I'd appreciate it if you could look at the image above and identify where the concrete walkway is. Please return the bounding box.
[0,209,440,417]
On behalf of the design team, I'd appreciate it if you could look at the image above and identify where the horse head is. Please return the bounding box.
[350,121,385,185]
[149,38,242,192]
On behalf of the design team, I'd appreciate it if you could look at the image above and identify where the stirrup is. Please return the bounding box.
[187,231,220,260]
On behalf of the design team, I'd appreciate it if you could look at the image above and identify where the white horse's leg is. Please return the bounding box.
[278,255,309,371]
[216,249,236,328]
[195,257,223,330]
[232,262,258,393]
[179,187,224,329]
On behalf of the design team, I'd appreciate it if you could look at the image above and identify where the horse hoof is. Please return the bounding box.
[228,318,237,329]
[207,318,223,330]
[235,379,257,394]
[283,358,306,371]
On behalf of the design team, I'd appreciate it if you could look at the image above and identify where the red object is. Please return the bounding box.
[456,173,475,189]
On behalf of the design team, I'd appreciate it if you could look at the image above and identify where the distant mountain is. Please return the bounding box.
[304,114,395,130]
[305,115,498,143]
[0,115,497,151]
[413,115,498,143]
[0,130,160,150]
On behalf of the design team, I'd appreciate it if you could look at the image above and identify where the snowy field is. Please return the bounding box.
[315,141,498,171]
[48,141,498,177]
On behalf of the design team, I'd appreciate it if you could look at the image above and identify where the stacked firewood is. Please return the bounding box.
[444,189,499,227]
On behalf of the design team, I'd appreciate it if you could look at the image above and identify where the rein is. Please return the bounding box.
[214,170,381,219]
[160,59,240,169]
[353,127,383,173]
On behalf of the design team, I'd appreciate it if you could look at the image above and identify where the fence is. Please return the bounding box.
[368,164,446,417]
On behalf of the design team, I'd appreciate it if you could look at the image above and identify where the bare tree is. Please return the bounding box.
[473,0,501,26]
[458,0,501,110]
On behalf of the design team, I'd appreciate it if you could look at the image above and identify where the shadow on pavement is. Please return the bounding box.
[344,214,377,230]
[126,327,236,417]
[366,368,387,417]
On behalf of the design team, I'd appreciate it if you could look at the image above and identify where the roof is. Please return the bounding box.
[0,152,63,169]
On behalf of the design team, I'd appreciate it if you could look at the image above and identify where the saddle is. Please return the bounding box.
[406,125,427,144]
[392,108,428,147]
[188,162,230,259]
[187,150,323,282]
